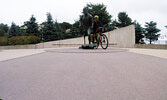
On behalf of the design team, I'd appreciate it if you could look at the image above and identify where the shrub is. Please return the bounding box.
[0,36,41,46]
[27,35,40,44]
[0,38,8,46]
[7,36,17,45]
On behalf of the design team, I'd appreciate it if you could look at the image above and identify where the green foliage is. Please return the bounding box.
[41,13,59,41]
[0,36,41,46]
[26,35,41,44]
[71,26,79,38]
[144,21,160,44]
[115,12,132,28]
[71,21,82,37]
[24,15,39,36]
[0,23,9,33]
[57,21,83,40]
[0,29,6,37]
[59,22,72,31]
[8,22,20,37]
[3,33,9,37]
[134,21,145,44]
[86,3,112,25]
[0,38,8,46]
[58,22,72,39]
[107,22,117,31]
[8,36,26,45]
[20,28,28,36]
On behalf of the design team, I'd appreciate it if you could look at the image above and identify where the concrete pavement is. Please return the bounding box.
[0,48,70,62]
[128,48,167,59]
[0,48,167,62]
[0,49,45,62]
[0,47,167,100]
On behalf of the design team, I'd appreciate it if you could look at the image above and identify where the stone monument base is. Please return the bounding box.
[79,44,97,49]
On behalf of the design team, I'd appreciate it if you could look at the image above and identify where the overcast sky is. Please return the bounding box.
[0,0,167,34]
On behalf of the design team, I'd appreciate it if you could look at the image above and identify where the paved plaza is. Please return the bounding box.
[0,47,167,100]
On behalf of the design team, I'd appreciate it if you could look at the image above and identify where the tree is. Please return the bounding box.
[59,22,72,31]
[165,25,167,28]
[20,27,27,36]
[115,12,132,28]
[59,22,72,39]
[134,21,145,44]
[0,23,9,33]
[42,13,59,41]
[107,21,117,31]
[8,22,20,37]
[24,15,39,36]
[86,3,112,25]
[71,24,79,38]
[0,29,6,37]
[72,21,83,37]
[54,20,62,40]
[145,21,160,44]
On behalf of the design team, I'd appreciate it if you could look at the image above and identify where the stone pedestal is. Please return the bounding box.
[79,44,97,49]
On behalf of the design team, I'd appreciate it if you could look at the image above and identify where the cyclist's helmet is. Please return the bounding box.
[94,15,99,19]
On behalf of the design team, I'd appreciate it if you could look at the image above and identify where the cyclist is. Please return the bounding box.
[91,15,103,43]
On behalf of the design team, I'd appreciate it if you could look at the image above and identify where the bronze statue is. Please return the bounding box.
[79,7,93,44]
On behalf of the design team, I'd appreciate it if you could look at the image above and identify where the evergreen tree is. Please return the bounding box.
[8,22,20,37]
[42,13,59,41]
[55,20,62,40]
[72,21,81,37]
[0,23,9,33]
[115,12,132,28]
[71,26,78,38]
[24,15,39,36]
[134,21,145,44]
[145,21,160,44]
[0,29,6,37]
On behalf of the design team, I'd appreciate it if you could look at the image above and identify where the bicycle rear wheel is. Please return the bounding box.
[100,34,108,49]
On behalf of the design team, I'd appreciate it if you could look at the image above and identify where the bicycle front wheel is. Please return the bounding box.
[100,34,108,49]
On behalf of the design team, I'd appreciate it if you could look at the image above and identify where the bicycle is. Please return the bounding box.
[91,25,109,49]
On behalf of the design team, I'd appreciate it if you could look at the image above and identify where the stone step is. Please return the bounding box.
[52,43,118,47]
